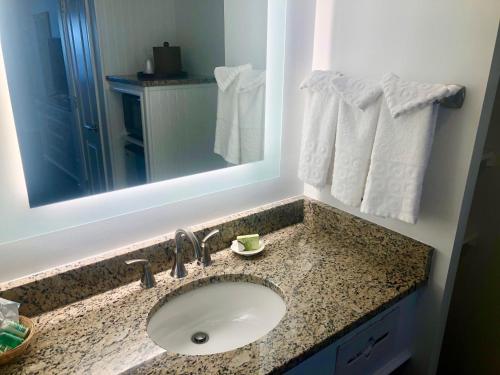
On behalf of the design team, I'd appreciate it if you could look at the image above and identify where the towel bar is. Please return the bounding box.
[439,86,466,109]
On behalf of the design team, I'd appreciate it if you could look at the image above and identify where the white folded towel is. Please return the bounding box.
[214,64,252,164]
[214,64,252,92]
[237,69,266,164]
[330,75,383,206]
[360,73,461,223]
[298,71,342,188]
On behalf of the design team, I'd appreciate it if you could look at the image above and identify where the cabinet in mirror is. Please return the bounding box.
[0,0,268,207]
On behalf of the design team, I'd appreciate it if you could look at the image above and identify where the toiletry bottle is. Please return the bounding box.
[145,58,154,74]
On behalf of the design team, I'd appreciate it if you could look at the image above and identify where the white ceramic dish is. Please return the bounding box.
[230,240,265,257]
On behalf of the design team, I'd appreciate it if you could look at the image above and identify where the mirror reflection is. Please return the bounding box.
[0,0,268,207]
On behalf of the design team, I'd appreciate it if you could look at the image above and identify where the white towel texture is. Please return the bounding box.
[298,71,342,188]
[237,69,266,164]
[214,64,252,92]
[214,65,265,165]
[330,76,383,206]
[360,73,459,223]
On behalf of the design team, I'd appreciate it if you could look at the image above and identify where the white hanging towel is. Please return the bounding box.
[360,73,461,223]
[330,75,383,206]
[237,69,266,164]
[298,71,342,188]
[214,64,252,164]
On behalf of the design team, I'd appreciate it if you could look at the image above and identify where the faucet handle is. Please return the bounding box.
[125,259,156,289]
[202,229,220,244]
[200,229,220,267]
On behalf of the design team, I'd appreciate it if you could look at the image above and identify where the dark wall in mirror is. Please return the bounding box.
[0,0,268,207]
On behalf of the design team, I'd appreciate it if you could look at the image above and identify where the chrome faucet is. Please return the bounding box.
[170,228,220,278]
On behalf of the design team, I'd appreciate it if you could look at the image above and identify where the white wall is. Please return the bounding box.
[0,0,311,282]
[174,0,225,77]
[224,0,268,69]
[306,1,500,374]
[94,0,177,77]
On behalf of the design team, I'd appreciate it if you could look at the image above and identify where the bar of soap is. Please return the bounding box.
[236,234,260,251]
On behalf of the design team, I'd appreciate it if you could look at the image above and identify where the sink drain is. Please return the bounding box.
[191,332,209,344]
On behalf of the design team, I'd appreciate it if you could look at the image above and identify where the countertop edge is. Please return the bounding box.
[271,280,429,374]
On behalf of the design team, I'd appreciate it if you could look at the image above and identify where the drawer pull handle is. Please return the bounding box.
[374,331,389,345]
[346,331,390,364]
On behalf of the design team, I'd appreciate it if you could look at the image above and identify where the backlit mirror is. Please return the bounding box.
[0,0,272,207]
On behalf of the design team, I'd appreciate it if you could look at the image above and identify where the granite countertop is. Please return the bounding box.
[1,199,432,374]
[106,74,216,87]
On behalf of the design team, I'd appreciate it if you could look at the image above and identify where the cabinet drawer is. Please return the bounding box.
[335,308,399,375]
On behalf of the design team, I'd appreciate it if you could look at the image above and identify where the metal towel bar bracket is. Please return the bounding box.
[439,86,466,109]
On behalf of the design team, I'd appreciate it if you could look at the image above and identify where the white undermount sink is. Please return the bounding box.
[147,281,287,355]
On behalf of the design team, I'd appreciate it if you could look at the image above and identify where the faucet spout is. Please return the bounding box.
[171,228,201,278]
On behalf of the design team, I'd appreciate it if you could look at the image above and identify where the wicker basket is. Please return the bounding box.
[0,316,36,366]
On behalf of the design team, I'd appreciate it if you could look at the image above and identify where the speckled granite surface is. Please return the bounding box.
[106,75,216,87]
[0,198,432,374]
[0,199,303,317]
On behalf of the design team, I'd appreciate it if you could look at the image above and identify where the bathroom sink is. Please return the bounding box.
[147,281,286,355]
